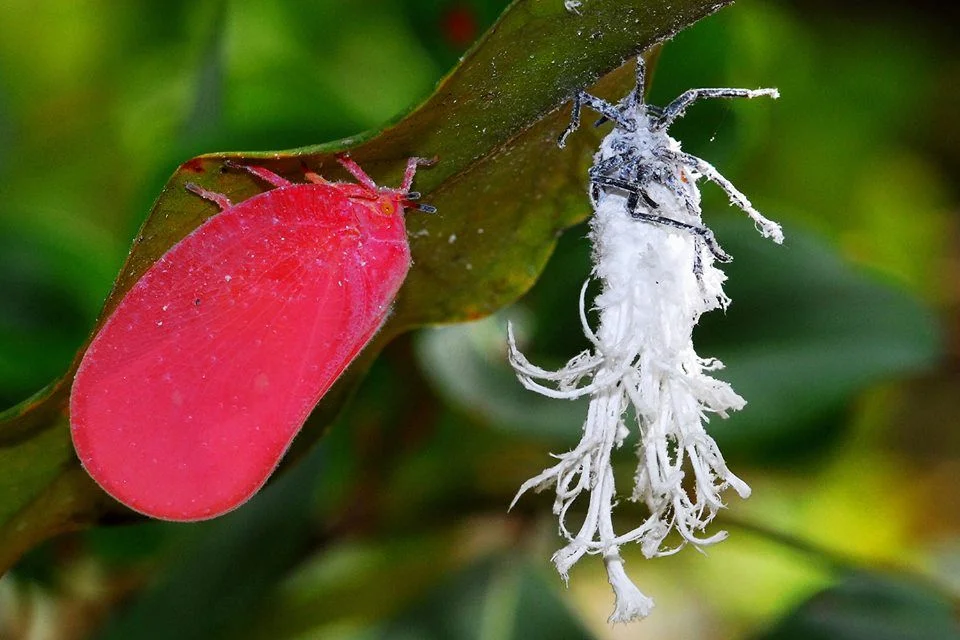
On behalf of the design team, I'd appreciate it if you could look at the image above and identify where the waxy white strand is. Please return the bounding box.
[508,62,780,623]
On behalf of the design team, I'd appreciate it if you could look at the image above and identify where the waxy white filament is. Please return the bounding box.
[508,95,781,623]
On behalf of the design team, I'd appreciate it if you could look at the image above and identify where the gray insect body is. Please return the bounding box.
[559,58,784,263]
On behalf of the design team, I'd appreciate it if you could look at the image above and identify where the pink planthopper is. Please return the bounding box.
[70,154,434,521]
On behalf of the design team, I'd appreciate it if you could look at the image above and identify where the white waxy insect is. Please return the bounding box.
[508,57,781,623]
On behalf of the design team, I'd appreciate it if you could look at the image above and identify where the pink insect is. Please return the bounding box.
[70,154,434,521]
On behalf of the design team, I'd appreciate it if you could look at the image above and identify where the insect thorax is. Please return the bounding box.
[589,113,703,226]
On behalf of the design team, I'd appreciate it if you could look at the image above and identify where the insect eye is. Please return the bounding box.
[377,196,396,217]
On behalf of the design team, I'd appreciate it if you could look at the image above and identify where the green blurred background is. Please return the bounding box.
[0,0,957,638]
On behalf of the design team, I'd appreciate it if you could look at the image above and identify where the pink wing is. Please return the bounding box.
[70,184,410,520]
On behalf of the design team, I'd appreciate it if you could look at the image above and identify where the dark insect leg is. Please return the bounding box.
[591,175,659,211]
[557,92,584,148]
[185,183,232,211]
[692,245,705,277]
[592,56,652,128]
[588,152,639,179]
[589,182,602,208]
[398,189,437,214]
[630,211,732,263]
[632,55,646,105]
[590,175,731,262]
[656,88,777,130]
[558,91,635,148]
[640,189,659,210]
[598,105,661,129]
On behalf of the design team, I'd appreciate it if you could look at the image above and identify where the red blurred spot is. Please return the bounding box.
[182,158,205,173]
[441,4,478,48]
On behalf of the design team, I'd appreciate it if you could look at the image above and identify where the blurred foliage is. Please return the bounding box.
[0,0,958,639]
[756,572,960,640]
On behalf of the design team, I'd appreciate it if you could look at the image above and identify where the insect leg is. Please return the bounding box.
[692,245,705,277]
[593,96,638,128]
[412,204,437,214]
[589,182,602,208]
[400,156,437,192]
[671,150,784,243]
[223,161,293,188]
[592,55,653,127]
[589,176,731,263]
[336,153,380,191]
[590,176,659,210]
[558,91,635,148]
[655,87,779,131]
[396,156,438,213]
[645,104,664,119]
[558,92,585,148]
[632,55,646,105]
[589,153,637,179]
[630,211,732,263]
[578,93,635,129]
[303,171,330,185]
[399,187,439,213]
[185,183,233,211]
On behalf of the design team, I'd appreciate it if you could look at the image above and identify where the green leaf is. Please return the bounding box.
[380,554,596,640]
[0,0,732,570]
[415,313,589,442]
[701,220,943,458]
[93,444,325,640]
[757,572,960,640]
